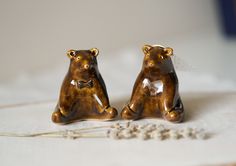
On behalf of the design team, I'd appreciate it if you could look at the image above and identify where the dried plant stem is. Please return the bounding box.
[73,125,112,132]
[76,134,106,138]
[0,125,114,138]
[0,122,208,140]
[0,132,107,139]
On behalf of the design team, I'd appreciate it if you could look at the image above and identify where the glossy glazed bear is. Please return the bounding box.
[52,48,118,124]
[121,45,184,123]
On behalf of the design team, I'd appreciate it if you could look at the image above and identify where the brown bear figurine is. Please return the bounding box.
[121,44,184,123]
[52,48,118,124]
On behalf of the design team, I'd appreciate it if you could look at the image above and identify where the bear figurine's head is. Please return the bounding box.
[142,44,173,69]
[66,48,99,73]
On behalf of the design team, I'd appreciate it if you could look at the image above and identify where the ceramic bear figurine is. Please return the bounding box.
[121,44,184,123]
[52,48,118,124]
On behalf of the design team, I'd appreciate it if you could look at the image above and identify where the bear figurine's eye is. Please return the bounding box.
[76,55,81,61]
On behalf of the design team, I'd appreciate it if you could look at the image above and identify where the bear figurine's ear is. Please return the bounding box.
[90,48,99,57]
[67,49,76,59]
[142,44,152,54]
[164,47,173,56]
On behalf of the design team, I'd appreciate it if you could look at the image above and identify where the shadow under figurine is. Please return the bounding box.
[121,44,184,123]
[52,48,118,124]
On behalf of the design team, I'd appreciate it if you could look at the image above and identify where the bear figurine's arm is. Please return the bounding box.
[57,76,77,116]
[130,72,150,99]
[90,76,110,111]
[158,73,184,122]
[97,73,109,100]
[122,73,150,118]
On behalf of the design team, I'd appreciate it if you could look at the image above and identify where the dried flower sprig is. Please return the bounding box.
[107,123,208,140]
[0,122,208,140]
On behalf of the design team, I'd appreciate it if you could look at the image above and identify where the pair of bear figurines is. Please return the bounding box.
[52,44,184,124]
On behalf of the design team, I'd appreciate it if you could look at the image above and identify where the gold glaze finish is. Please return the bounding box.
[121,45,184,123]
[52,48,118,124]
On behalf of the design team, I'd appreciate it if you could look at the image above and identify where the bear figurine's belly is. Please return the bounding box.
[142,78,164,96]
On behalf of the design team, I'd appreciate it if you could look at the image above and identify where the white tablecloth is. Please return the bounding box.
[0,53,236,166]
[0,92,236,166]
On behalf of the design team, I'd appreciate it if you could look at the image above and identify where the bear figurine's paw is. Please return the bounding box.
[51,111,65,124]
[103,107,118,120]
[51,108,73,124]
[163,110,184,123]
[121,105,140,120]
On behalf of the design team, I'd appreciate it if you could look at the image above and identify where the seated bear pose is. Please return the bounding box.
[121,45,184,123]
[52,48,118,124]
